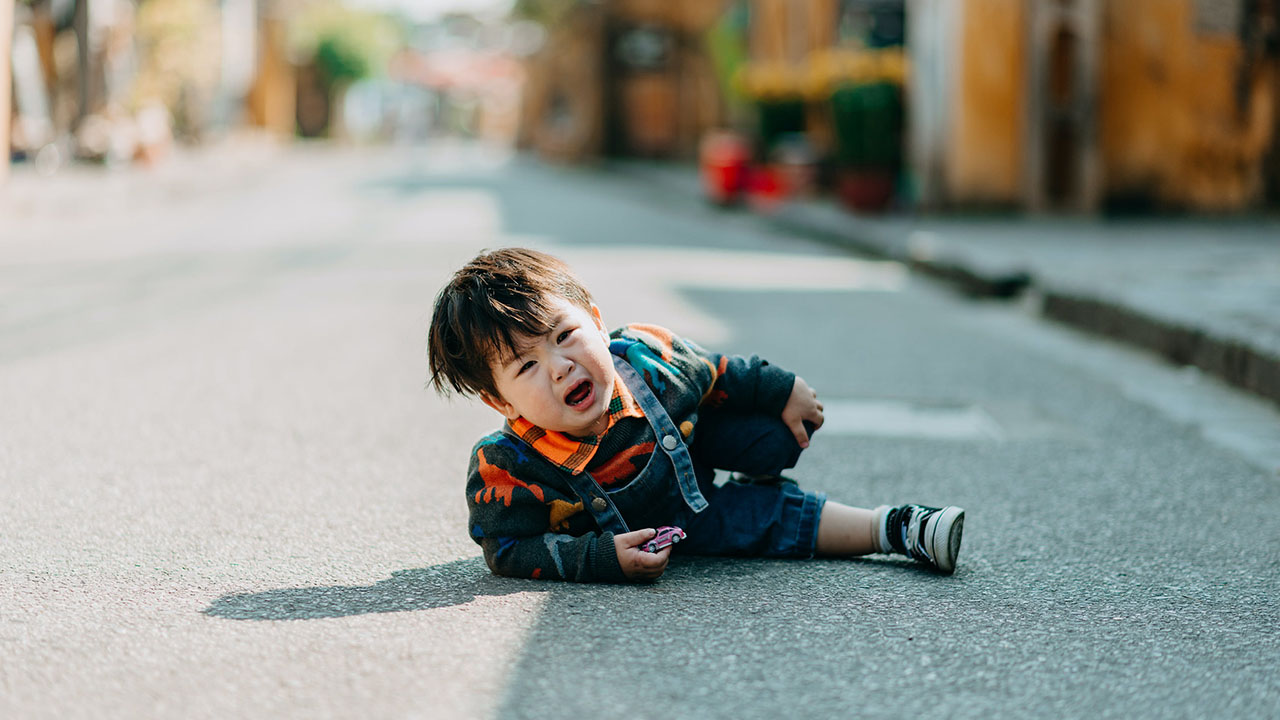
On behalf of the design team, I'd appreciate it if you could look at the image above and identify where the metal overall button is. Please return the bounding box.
[592,497,608,512]
[662,434,678,451]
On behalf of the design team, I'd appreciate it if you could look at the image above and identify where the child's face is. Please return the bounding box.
[481,297,616,437]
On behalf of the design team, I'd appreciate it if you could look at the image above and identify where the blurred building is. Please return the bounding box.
[1,2,11,184]
[520,0,736,162]
[913,0,1280,213]
[2,0,299,175]
[518,0,1280,213]
[377,15,525,145]
[2,0,531,178]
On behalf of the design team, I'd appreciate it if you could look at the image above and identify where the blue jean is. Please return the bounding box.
[671,412,826,558]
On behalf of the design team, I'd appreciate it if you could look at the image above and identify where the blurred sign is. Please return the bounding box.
[1195,0,1243,35]
[615,26,673,71]
[838,0,906,48]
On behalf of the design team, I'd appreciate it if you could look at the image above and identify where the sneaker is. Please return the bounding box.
[880,504,965,574]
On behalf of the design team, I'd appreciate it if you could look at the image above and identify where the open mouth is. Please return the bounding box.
[565,380,593,408]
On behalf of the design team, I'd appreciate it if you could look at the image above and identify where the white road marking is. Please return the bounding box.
[819,400,1005,441]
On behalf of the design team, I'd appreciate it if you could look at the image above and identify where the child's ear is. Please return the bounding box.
[590,304,607,332]
[480,391,520,421]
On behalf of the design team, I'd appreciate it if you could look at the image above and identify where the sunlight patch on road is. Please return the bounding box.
[820,400,1005,441]
[568,247,908,293]
[413,589,552,719]
[378,190,506,243]
[557,246,909,346]
[409,141,515,174]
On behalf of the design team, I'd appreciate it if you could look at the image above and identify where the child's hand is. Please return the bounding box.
[614,528,671,581]
[781,376,824,449]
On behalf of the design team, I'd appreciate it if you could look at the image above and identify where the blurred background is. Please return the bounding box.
[2,0,1278,215]
[4,8,1280,716]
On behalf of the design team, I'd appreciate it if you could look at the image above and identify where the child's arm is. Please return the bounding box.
[473,530,621,582]
[639,324,825,448]
[615,324,797,416]
[614,528,672,580]
[467,441,669,582]
[780,375,824,448]
[702,351,798,415]
[472,526,670,582]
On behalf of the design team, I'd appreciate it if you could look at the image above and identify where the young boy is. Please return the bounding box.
[428,248,965,582]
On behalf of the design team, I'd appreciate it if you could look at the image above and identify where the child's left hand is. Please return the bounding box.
[781,376,824,448]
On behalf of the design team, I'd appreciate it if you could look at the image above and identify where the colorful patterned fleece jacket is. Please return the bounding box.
[465,323,797,582]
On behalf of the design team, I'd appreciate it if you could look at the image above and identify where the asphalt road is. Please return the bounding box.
[2,143,1278,719]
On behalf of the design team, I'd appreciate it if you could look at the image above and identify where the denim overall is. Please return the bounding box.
[505,349,825,558]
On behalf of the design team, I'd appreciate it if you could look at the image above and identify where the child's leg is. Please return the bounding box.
[672,469,825,558]
[815,501,879,556]
[689,411,809,478]
[686,413,966,573]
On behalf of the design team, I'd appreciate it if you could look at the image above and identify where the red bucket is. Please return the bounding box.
[700,131,750,205]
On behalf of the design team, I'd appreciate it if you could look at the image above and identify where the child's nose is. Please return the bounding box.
[552,353,574,379]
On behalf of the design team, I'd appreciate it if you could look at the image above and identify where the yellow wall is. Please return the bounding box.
[246,18,295,137]
[947,0,1026,205]
[942,0,1276,210]
[1100,0,1275,210]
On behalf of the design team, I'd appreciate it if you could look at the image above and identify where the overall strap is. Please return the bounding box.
[610,352,709,514]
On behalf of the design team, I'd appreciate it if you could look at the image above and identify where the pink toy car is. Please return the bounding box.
[640,526,687,553]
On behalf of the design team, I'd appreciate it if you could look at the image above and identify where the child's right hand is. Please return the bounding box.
[614,528,671,581]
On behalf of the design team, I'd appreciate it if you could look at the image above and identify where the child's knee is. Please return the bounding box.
[692,412,807,476]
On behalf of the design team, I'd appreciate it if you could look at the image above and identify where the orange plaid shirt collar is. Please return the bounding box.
[507,368,645,475]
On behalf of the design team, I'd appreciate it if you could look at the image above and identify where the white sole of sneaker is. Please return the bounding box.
[928,506,965,574]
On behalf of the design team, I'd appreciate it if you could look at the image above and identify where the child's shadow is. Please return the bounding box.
[204,557,530,621]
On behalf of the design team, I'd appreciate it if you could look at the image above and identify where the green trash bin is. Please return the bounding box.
[830,81,903,211]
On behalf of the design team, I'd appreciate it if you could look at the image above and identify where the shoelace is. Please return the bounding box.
[902,505,937,563]
[886,504,937,562]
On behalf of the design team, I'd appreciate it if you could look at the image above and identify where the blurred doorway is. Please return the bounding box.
[1025,0,1100,213]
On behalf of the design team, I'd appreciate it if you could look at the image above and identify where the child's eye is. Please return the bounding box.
[517,360,536,375]
[556,328,574,343]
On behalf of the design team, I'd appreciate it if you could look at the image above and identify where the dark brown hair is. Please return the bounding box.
[427,248,595,398]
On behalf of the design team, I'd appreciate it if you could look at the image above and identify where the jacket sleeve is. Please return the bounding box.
[466,438,628,583]
[697,346,796,416]
[617,323,796,416]
[474,531,626,583]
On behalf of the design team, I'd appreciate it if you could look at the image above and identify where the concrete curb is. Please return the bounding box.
[1040,292,1280,408]
[768,204,1033,299]
[772,205,1280,410]
[609,160,1280,410]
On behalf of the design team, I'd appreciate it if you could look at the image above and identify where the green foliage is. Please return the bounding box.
[510,0,578,26]
[291,2,403,87]
[706,1,751,113]
[315,33,371,84]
